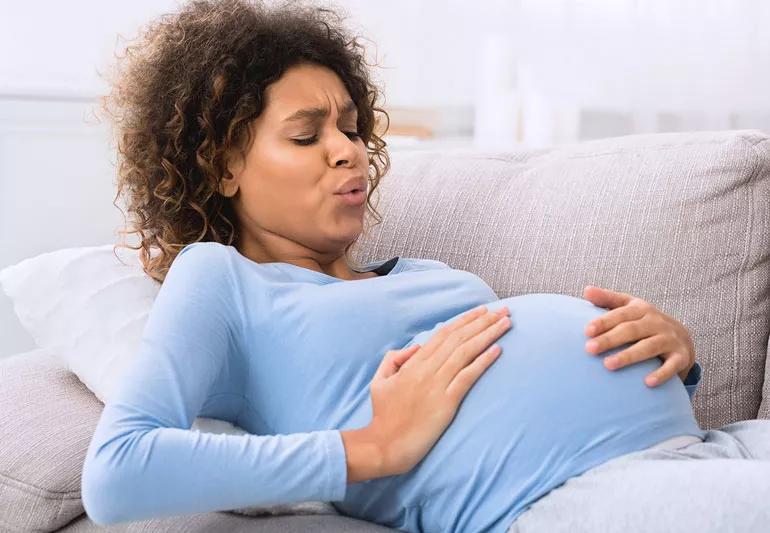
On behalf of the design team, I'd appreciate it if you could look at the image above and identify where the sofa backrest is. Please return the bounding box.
[353,129,770,430]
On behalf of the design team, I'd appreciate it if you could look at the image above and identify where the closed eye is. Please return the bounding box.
[293,131,360,146]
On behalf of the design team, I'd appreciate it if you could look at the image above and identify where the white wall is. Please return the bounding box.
[2,1,769,128]
[1,0,769,357]
[339,0,770,145]
[512,0,770,145]
[0,1,179,357]
[0,98,126,357]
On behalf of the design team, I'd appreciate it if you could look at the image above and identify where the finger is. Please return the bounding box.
[584,305,647,337]
[412,306,508,364]
[393,344,421,368]
[375,345,421,380]
[412,309,508,372]
[583,305,645,337]
[406,307,486,363]
[585,317,653,355]
[436,311,510,368]
[644,353,686,387]
[444,342,503,403]
[436,313,512,382]
[421,306,488,349]
[584,304,647,341]
[373,351,396,381]
[583,285,635,310]
[602,334,669,370]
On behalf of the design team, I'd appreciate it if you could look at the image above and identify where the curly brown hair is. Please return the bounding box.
[100,0,390,283]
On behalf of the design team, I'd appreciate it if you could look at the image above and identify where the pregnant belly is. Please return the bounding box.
[343,293,702,532]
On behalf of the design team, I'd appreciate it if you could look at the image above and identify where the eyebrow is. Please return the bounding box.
[281,99,358,123]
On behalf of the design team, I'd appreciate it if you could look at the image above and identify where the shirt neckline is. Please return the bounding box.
[230,246,406,284]
[353,256,401,277]
[270,256,404,284]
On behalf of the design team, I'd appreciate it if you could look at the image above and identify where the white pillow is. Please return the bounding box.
[0,244,339,516]
[0,244,252,428]
[0,244,157,404]
[0,244,252,433]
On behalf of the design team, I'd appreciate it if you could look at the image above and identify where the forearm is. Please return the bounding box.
[340,426,390,483]
[83,404,348,525]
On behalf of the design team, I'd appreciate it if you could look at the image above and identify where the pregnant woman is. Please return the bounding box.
[82,1,770,532]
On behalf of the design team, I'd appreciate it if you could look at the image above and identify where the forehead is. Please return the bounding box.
[263,63,356,121]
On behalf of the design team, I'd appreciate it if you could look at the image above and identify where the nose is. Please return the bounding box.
[329,131,360,168]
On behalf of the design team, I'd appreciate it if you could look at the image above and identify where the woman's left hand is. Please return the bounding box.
[581,285,695,387]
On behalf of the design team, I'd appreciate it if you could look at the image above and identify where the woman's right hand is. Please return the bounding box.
[367,304,512,476]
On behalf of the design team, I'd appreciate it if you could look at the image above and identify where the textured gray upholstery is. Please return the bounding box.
[0,349,394,532]
[1,129,767,532]
[1,349,96,532]
[353,129,770,428]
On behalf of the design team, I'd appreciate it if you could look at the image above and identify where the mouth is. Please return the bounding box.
[335,189,366,206]
[335,175,367,195]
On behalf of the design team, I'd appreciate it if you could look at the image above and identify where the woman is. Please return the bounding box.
[81,1,770,532]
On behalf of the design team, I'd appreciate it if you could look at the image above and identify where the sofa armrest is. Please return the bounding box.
[2,346,62,365]
[0,348,103,532]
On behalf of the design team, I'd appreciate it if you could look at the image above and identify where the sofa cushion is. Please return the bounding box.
[56,510,398,532]
[1,349,396,532]
[0,348,100,532]
[763,339,770,419]
[353,129,770,429]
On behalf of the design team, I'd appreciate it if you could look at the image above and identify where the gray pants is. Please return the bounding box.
[507,420,770,533]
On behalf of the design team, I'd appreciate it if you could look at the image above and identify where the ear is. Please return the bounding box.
[219,150,242,198]
[218,171,239,198]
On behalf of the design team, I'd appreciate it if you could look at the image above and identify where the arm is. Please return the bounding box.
[81,243,358,525]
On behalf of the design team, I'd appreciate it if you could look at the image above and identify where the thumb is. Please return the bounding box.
[374,344,421,381]
[393,344,421,368]
[583,285,632,309]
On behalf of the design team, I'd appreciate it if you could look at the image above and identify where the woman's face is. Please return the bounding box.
[221,62,370,267]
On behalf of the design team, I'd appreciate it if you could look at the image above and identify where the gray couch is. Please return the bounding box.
[2,129,768,532]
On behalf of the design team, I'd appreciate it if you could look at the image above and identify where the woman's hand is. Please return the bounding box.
[365,305,511,477]
[581,285,695,387]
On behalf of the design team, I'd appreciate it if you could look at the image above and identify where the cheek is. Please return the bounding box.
[237,178,329,228]
[238,155,305,209]
[236,142,361,226]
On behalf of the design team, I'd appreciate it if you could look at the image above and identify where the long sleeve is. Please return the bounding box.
[681,361,703,400]
[81,243,348,526]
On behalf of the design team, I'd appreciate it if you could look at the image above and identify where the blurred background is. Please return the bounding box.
[1,0,769,357]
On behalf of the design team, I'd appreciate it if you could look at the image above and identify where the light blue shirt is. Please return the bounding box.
[82,241,704,532]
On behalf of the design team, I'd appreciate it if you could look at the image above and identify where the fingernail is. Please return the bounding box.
[586,340,598,351]
[586,325,596,335]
